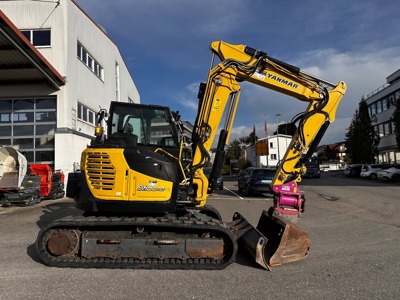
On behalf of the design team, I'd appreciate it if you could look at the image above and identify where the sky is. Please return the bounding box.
[76,0,400,146]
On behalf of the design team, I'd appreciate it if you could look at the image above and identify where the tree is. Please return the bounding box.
[222,139,242,174]
[224,132,258,163]
[393,100,400,150]
[237,158,252,170]
[345,98,380,163]
[223,130,258,172]
[240,131,258,145]
[225,139,242,161]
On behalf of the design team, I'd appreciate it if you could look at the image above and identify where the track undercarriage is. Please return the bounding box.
[36,212,238,270]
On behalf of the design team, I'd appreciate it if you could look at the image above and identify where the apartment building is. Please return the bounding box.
[365,68,400,164]
[0,0,139,173]
[256,134,292,167]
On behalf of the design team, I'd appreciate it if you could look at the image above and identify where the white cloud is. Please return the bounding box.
[228,125,253,141]
[75,0,400,148]
[178,99,198,110]
[174,82,200,112]
[222,46,400,146]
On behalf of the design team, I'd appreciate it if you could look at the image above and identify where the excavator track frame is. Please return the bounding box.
[36,214,237,270]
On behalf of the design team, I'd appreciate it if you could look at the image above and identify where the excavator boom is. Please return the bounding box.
[190,41,346,269]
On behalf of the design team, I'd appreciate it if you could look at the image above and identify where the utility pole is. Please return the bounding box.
[275,113,283,164]
[265,114,268,166]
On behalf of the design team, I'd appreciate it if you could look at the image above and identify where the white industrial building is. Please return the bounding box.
[0,0,139,174]
[365,68,400,164]
[245,134,292,167]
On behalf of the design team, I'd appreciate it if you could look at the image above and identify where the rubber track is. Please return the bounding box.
[36,215,238,270]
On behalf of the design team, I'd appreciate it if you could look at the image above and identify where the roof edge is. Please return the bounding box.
[0,9,65,87]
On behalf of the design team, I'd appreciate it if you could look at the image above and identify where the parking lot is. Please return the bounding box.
[0,171,399,300]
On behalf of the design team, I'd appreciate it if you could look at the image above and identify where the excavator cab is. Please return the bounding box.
[105,102,180,151]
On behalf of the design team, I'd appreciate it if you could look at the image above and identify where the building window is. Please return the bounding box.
[388,94,395,108]
[384,122,390,135]
[271,154,277,160]
[369,102,377,116]
[376,101,382,114]
[0,97,56,165]
[77,102,96,125]
[381,97,388,111]
[375,121,394,137]
[395,91,400,106]
[368,89,400,117]
[88,111,94,124]
[21,29,51,47]
[269,142,274,148]
[77,42,104,81]
[377,124,384,137]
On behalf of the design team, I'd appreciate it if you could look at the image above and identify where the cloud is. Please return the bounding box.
[74,0,400,148]
[170,45,400,147]
[174,82,200,112]
[229,125,254,141]
[76,0,247,43]
[298,46,400,143]
[219,46,400,145]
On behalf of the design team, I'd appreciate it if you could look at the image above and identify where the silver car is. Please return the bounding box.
[360,163,389,180]
[377,165,400,181]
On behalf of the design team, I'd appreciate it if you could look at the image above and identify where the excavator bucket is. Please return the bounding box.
[230,211,310,270]
[256,210,310,266]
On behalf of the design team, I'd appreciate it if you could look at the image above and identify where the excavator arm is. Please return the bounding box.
[188,40,347,269]
[190,41,347,215]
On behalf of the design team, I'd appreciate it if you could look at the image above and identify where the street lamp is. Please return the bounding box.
[275,113,283,164]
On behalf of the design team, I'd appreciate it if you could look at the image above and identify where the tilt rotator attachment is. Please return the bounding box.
[229,181,310,270]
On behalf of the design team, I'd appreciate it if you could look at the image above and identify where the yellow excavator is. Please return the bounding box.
[36,41,346,270]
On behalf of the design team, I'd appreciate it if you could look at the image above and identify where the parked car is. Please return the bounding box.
[360,163,389,180]
[237,167,276,196]
[203,167,223,190]
[237,169,246,179]
[377,165,400,181]
[344,164,363,177]
[303,157,321,178]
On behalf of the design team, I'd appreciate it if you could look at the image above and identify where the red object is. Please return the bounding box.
[29,164,53,197]
[53,169,65,184]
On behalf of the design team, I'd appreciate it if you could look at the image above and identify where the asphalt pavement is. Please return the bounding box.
[0,172,399,300]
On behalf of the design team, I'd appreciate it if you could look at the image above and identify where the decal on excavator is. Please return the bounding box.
[267,73,299,89]
[137,185,166,192]
[213,98,221,111]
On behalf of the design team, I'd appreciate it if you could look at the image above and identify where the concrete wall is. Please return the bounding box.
[0,0,140,174]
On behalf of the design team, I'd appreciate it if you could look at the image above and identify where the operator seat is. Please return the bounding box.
[123,122,138,143]
[105,122,138,146]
